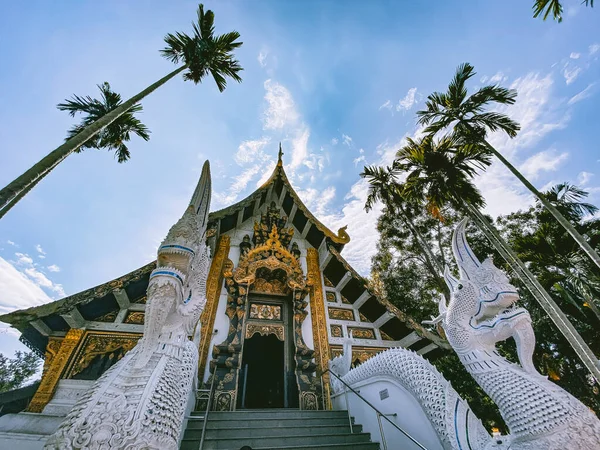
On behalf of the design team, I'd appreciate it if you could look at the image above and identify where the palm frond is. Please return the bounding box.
[58,82,150,162]
[533,0,564,22]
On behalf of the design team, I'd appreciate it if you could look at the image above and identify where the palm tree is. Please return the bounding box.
[361,164,449,299]
[416,63,600,272]
[532,0,594,23]
[0,3,242,218]
[0,82,149,219]
[394,134,600,383]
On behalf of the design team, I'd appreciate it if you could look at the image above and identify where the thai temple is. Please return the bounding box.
[0,149,598,450]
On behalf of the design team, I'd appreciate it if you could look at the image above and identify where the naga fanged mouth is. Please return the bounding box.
[472,289,520,324]
[470,304,528,329]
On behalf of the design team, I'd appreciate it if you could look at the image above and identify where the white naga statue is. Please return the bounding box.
[45,162,213,450]
[430,218,600,449]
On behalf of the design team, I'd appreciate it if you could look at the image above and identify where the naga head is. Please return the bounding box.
[438,219,532,357]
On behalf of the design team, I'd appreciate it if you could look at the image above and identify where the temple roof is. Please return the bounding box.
[0,151,448,358]
[208,149,350,249]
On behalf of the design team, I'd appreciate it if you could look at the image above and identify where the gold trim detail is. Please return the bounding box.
[198,235,231,381]
[245,323,284,341]
[307,248,331,409]
[27,328,85,413]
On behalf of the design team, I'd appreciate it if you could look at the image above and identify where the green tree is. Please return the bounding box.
[0,3,243,218]
[0,351,40,393]
[394,134,600,383]
[371,185,600,429]
[361,165,449,299]
[0,82,150,219]
[416,63,600,273]
[533,0,594,22]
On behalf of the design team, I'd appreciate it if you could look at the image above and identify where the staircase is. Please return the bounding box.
[180,408,379,450]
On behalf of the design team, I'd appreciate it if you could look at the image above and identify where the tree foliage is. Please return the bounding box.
[370,184,600,431]
[57,82,150,163]
[0,351,40,393]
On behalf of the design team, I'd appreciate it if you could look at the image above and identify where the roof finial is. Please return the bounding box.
[277,143,284,166]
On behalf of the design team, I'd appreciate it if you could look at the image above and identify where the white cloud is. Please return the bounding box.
[214,165,263,207]
[570,52,581,59]
[0,257,52,315]
[290,128,310,170]
[47,264,61,273]
[263,79,299,130]
[353,155,366,166]
[24,268,65,297]
[6,240,15,246]
[563,64,581,85]
[14,253,33,266]
[578,171,594,186]
[235,137,271,165]
[35,244,46,256]
[590,43,600,55]
[519,149,569,179]
[297,186,336,218]
[342,134,353,147]
[258,49,268,68]
[568,83,597,105]
[487,72,567,158]
[331,138,338,145]
[489,72,508,83]
[256,161,277,187]
[379,99,393,111]
[397,87,418,111]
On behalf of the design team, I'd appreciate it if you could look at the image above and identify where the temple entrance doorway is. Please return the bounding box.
[240,334,284,408]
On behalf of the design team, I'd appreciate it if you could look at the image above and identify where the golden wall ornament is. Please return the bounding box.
[326,291,337,303]
[95,311,118,323]
[330,324,343,338]
[66,332,140,378]
[328,307,355,321]
[329,345,387,366]
[124,311,145,324]
[27,328,85,413]
[249,303,281,320]
[41,337,63,377]
[198,235,231,382]
[307,248,331,410]
[245,323,284,341]
[348,327,376,340]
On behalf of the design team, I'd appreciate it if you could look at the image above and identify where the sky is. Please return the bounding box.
[0,0,599,358]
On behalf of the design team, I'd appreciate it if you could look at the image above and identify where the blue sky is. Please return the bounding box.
[0,0,599,357]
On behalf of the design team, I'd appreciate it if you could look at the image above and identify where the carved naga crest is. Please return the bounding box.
[137,161,212,367]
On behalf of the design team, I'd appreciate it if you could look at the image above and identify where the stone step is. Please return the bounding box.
[183,424,363,440]
[186,416,354,429]
[181,431,373,450]
[191,409,349,420]
[180,441,379,450]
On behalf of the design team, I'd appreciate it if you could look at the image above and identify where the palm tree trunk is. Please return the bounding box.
[464,203,600,384]
[0,151,70,219]
[480,138,600,271]
[0,65,188,218]
[396,204,450,300]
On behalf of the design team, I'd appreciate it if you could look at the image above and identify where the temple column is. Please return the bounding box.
[198,235,231,383]
[27,328,85,413]
[307,247,331,409]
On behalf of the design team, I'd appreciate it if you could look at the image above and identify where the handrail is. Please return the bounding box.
[198,372,217,450]
[322,369,428,450]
